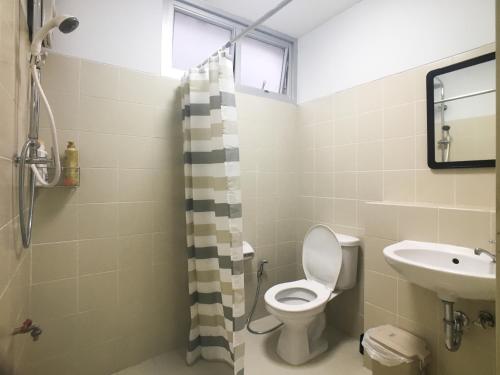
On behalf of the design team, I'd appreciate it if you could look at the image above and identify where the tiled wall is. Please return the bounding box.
[11,51,298,372]
[19,53,187,374]
[0,0,32,373]
[238,93,298,319]
[295,43,496,374]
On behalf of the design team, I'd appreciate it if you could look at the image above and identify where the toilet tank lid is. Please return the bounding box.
[335,233,360,247]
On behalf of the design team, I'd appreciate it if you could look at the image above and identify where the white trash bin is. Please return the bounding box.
[362,325,431,375]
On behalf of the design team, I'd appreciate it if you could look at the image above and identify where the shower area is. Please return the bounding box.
[0,0,300,374]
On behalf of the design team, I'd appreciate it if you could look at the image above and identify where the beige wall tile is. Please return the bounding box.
[119,69,171,106]
[365,270,397,312]
[0,87,15,159]
[78,96,120,134]
[42,54,80,95]
[438,208,492,249]
[397,279,439,326]
[118,234,153,270]
[39,90,79,130]
[335,172,357,199]
[335,116,357,145]
[0,158,13,228]
[357,141,382,171]
[79,272,118,312]
[383,170,415,202]
[257,172,277,196]
[383,70,416,107]
[81,60,120,99]
[358,172,383,201]
[415,170,455,205]
[398,205,438,242]
[365,203,398,240]
[364,236,398,277]
[358,110,383,143]
[334,145,356,172]
[415,100,427,135]
[118,136,153,169]
[334,199,357,227]
[415,134,428,169]
[78,204,119,239]
[276,242,297,266]
[32,203,78,244]
[358,80,383,113]
[31,279,78,320]
[78,168,118,204]
[118,169,154,202]
[334,88,358,119]
[297,125,315,149]
[79,131,119,168]
[383,137,415,170]
[455,170,495,208]
[314,197,334,224]
[118,202,154,236]
[314,147,334,173]
[314,173,334,197]
[315,122,334,148]
[364,302,397,330]
[383,102,415,139]
[32,242,78,283]
[79,238,118,275]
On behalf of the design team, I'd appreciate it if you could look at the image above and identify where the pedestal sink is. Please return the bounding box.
[383,240,496,352]
[383,240,495,302]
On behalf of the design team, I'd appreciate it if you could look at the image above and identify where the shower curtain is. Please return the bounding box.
[182,51,245,375]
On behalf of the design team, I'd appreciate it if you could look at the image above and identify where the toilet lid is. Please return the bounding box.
[302,225,342,291]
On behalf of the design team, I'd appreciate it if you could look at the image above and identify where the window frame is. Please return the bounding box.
[164,0,297,103]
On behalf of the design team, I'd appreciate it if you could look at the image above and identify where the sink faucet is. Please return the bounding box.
[474,248,496,263]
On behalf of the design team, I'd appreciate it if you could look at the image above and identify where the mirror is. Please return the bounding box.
[426,52,496,169]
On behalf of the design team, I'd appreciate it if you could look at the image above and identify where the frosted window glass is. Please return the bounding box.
[172,11,232,70]
[240,37,286,93]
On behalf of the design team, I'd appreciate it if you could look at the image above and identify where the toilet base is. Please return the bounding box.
[276,313,327,365]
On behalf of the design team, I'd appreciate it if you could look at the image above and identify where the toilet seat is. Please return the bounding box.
[264,280,332,313]
[265,225,343,314]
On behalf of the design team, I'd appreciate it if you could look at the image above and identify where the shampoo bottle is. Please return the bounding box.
[63,141,79,186]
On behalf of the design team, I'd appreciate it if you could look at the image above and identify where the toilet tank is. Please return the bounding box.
[335,233,360,290]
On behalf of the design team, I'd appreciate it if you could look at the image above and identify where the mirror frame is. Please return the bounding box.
[426,52,496,169]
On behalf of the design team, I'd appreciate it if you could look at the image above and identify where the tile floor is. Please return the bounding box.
[113,316,370,375]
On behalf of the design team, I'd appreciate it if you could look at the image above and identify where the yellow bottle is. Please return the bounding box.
[63,141,79,186]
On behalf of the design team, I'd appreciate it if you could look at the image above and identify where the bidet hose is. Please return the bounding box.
[29,63,61,187]
[246,261,283,335]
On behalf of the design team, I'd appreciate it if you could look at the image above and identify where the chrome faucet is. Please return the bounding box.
[474,248,496,263]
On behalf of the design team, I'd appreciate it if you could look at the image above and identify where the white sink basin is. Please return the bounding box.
[383,240,496,302]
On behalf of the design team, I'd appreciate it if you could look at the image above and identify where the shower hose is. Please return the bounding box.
[246,260,284,335]
[29,62,61,187]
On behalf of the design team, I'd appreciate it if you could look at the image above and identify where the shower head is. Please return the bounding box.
[58,16,79,33]
[31,15,79,57]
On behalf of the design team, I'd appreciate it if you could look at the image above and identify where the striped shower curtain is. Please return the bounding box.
[182,51,245,375]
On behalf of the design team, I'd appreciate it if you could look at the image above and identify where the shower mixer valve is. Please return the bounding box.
[12,319,42,341]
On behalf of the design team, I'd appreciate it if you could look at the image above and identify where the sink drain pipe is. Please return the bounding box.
[442,300,469,352]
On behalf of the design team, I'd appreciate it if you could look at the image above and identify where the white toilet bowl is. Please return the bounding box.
[264,225,360,365]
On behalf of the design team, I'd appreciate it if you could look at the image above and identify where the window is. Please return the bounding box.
[239,36,289,94]
[164,1,296,102]
[171,11,233,71]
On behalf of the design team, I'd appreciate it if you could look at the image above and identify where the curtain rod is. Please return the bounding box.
[196,0,294,68]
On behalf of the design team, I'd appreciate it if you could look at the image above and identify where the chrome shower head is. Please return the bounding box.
[31,15,80,57]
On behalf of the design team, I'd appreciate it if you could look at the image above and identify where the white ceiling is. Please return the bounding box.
[197,0,362,38]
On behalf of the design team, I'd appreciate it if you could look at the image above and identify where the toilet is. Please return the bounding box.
[264,224,360,365]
